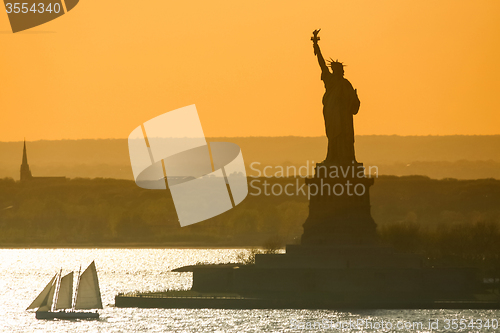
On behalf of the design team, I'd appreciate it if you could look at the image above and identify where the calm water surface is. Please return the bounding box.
[1,248,499,332]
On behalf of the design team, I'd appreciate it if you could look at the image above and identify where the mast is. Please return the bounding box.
[52,269,62,312]
[72,265,81,310]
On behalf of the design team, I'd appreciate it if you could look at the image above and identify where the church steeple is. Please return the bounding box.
[20,139,32,181]
[22,139,28,164]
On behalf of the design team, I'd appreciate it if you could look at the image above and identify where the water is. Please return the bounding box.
[1,248,499,332]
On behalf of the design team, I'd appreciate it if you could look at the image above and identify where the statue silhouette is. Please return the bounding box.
[312,29,360,165]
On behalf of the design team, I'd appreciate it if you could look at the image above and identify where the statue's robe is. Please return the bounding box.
[321,71,360,164]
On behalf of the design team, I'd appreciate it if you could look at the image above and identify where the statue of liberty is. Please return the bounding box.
[312,29,360,165]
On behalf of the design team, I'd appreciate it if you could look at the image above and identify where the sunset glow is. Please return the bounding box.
[1,0,499,141]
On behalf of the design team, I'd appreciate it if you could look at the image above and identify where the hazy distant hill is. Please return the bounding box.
[1,136,499,180]
[1,176,499,250]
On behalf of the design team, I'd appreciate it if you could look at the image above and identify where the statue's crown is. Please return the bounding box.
[328,58,345,68]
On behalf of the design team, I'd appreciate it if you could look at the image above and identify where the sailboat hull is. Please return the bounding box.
[35,311,99,320]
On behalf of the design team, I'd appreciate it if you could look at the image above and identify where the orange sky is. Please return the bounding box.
[1,0,499,141]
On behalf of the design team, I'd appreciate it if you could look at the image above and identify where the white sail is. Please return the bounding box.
[55,272,74,310]
[38,274,57,312]
[27,273,57,310]
[75,261,103,309]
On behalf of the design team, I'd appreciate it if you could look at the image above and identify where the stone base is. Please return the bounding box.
[255,244,422,269]
[188,245,478,300]
[301,162,378,246]
[230,266,477,299]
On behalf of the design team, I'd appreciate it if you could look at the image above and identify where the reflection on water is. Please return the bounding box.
[1,249,499,332]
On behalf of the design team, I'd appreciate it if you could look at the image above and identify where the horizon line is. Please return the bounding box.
[2,134,500,143]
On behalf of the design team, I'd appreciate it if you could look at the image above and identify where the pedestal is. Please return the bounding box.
[301,162,378,246]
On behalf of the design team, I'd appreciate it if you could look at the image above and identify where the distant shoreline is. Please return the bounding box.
[1,135,499,180]
[0,244,259,249]
[2,134,500,143]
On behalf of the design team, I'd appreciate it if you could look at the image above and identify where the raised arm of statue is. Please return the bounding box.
[312,29,329,74]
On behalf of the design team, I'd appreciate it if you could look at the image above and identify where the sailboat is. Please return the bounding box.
[27,261,103,320]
